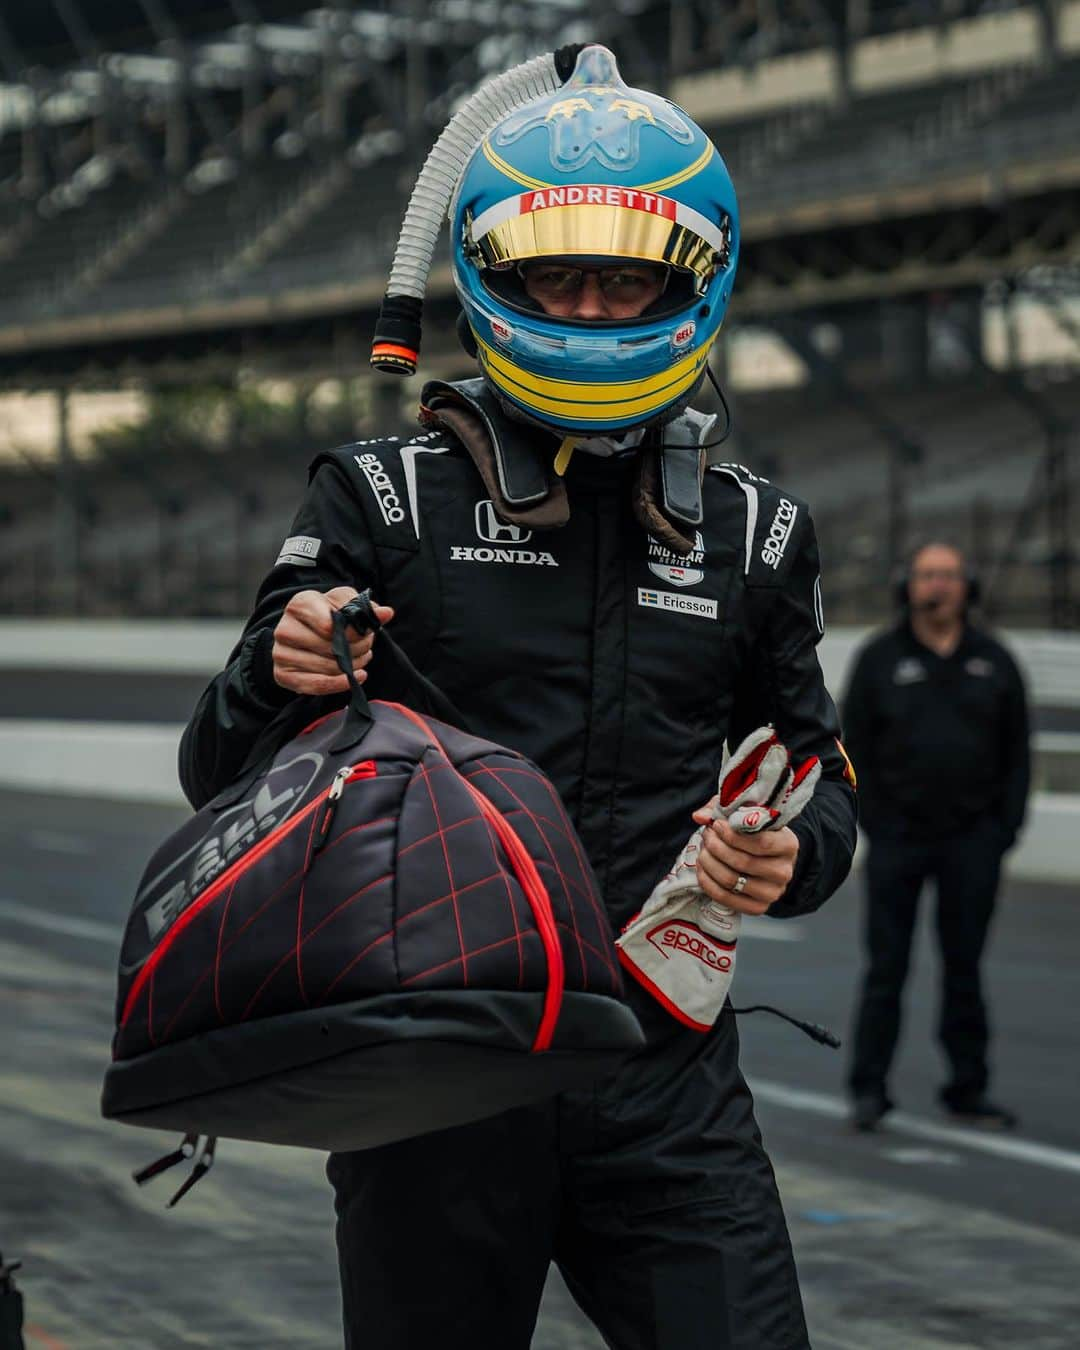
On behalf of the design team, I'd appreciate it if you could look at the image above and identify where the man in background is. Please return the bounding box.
[845,542,1030,1132]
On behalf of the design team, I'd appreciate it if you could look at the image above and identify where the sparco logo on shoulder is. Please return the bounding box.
[354,452,406,526]
[761,497,798,570]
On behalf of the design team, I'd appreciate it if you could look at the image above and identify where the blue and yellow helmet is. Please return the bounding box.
[450,45,739,436]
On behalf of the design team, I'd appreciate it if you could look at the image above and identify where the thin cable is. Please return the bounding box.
[726,1004,841,1049]
[650,363,733,452]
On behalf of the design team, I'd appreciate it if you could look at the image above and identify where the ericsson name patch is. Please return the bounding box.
[637,587,718,621]
[275,535,321,567]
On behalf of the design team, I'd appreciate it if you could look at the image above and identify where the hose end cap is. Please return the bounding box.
[370,343,419,376]
[371,292,423,376]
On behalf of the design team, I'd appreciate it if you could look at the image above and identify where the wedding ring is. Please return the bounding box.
[733,874,749,895]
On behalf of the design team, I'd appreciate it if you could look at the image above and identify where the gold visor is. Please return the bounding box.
[472,204,725,286]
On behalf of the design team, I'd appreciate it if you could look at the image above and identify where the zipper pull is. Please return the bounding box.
[327,764,352,803]
[132,1132,199,1186]
[311,765,353,858]
[167,1136,217,1208]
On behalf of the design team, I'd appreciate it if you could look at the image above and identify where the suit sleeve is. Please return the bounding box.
[178,459,379,810]
[996,647,1031,849]
[729,510,858,919]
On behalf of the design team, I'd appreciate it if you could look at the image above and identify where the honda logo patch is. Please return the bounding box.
[475,499,532,545]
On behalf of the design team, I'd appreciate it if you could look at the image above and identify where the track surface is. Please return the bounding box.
[3,789,1078,1349]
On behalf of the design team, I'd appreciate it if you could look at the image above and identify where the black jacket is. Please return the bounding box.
[179,423,856,931]
[842,620,1030,846]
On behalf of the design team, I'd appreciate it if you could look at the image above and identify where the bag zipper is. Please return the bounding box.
[311,763,363,858]
[385,703,565,1054]
[121,759,376,1031]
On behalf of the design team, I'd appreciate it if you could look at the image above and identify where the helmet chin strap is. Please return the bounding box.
[554,438,577,476]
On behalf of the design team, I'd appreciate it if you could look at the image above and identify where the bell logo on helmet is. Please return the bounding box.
[671,320,696,350]
[490,317,513,345]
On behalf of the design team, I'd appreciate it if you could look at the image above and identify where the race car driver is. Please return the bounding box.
[180,45,857,1350]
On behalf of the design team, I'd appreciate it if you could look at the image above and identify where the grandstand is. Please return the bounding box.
[0,0,1077,625]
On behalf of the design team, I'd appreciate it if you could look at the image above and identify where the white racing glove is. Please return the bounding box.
[616,727,821,1031]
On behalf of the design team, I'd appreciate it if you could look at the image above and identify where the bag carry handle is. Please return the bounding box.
[329,590,468,751]
[215,591,468,808]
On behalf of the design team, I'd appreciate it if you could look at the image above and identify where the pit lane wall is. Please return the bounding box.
[1,620,1078,883]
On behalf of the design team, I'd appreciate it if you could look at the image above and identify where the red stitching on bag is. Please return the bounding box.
[237,872,394,1015]
[566,928,620,972]
[394,870,504,930]
[240,948,297,1021]
[295,806,323,1007]
[468,764,602,912]
[316,813,399,858]
[454,776,563,1044]
[413,756,469,987]
[401,933,532,986]
[161,964,215,1043]
[385,705,565,1052]
[122,791,325,1028]
[320,927,396,1003]
[468,777,594,906]
[468,764,616,987]
[122,762,376,1031]
[396,814,481,858]
[214,875,238,1023]
[300,870,395,945]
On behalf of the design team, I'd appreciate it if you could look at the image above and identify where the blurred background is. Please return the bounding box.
[1,2,1078,1348]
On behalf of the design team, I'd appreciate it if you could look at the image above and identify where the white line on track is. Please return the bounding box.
[0,897,119,945]
[751,1078,1080,1176]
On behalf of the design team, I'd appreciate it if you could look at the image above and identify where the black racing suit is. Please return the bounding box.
[180,417,857,1350]
[844,621,1030,1110]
